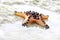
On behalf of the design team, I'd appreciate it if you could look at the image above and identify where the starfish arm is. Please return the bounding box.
[22,16,29,24]
[36,19,49,29]
[36,19,46,27]
[15,11,27,19]
[22,16,33,26]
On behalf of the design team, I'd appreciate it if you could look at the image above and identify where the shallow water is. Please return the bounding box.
[0,0,60,40]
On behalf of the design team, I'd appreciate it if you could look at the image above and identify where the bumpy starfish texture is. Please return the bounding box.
[15,11,49,29]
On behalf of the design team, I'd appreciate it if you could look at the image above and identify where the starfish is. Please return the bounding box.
[15,11,49,29]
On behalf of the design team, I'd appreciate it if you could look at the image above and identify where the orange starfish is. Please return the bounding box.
[15,11,49,29]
